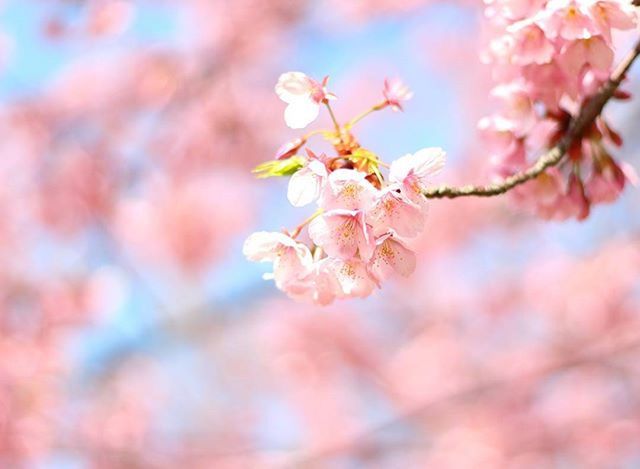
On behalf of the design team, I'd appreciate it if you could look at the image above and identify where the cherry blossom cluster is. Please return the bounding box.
[244,73,444,304]
[481,0,638,219]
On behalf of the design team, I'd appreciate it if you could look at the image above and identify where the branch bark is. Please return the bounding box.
[423,37,640,200]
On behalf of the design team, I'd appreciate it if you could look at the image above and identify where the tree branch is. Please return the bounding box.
[423,37,640,200]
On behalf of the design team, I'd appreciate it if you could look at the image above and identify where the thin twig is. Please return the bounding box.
[325,101,341,133]
[423,37,640,200]
[346,100,388,128]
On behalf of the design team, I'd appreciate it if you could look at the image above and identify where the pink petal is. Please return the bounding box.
[369,236,416,283]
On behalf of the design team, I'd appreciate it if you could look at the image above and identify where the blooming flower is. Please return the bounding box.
[506,20,555,65]
[325,257,377,298]
[560,36,614,77]
[481,0,635,220]
[389,147,447,201]
[319,169,378,211]
[368,233,416,284]
[383,78,413,111]
[286,258,342,305]
[308,209,374,261]
[490,83,539,135]
[367,187,425,238]
[275,72,336,129]
[538,0,598,40]
[243,231,312,288]
[588,0,637,42]
[563,173,591,220]
[585,155,637,203]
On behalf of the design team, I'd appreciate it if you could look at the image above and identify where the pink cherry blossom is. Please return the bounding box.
[285,258,342,305]
[490,82,538,135]
[389,147,447,200]
[243,231,312,288]
[538,0,598,40]
[563,173,591,220]
[383,78,414,111]
[319,168,378,211]
[368,233,416,284]
[367,187,425,238]
[506,20,556,65]
[522,60,570,109]
[280,256,377,303]
[512,169,566,218]
[560,36,614,76]
[588,0,638,42]
[4,3,640,465]
[484,0,547,21]
[478,117,528,174]
[275,72,336,129]
[308,209,374,261]
[324,257,377,298]
[585,156,636,203]
[481,0,635,220]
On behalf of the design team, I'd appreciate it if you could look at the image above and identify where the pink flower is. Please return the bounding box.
[588,0,637,43]
[275,72,336,129]
[506,20,556,65]
[383,78,413,111]
[485,0,547,21]
[563,173,591,220]
[512,169,565,218]
[522,61,570,109]
[325,258,377,298]
[367,187,425,238]
[490,83,538,135]
[319,169,378,211]
[389,147,446,201]
[283,256,377,303]
[560,36,614,77]
[286,258,341,305]
[308,209,374,261]
[288,159,328,207]
[243,231,312,288]
[368,234,416,284]
[585,156,636,203]
[478,117,527,174]
[484,33,517,64]
[538,0,598,40]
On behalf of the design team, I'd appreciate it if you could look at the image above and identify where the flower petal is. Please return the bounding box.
[284,99,320,129]
[275,71,311,103]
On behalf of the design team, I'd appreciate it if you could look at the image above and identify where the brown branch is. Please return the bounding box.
[423,37,640,200]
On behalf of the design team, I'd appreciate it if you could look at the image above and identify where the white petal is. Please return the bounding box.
[284,99,320,129]
[412,147,447,178]
[389,153,415,184]
[287,167,322,207]
[243,232,281,262]
[275,71,311,103]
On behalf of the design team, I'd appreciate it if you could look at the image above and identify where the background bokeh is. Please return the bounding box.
[0,1,639,467]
